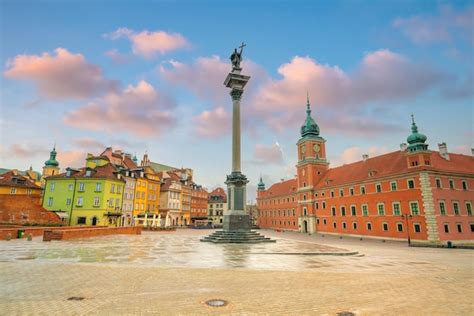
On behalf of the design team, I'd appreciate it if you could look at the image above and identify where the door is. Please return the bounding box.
[92,217,98,226]
[303,220,308,233]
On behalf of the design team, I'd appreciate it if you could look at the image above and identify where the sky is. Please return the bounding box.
[1,0,473,202]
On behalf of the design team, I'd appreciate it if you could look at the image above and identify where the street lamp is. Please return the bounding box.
[401,214,413,246]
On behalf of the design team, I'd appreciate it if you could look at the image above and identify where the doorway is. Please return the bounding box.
[303,220,308,233]
[92,217,98,226]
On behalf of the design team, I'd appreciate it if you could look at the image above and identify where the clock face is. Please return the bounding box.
[301,145,306,153]
[313,144,320,153]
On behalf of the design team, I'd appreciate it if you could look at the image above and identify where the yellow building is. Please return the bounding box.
[133,154,161,226]
[0,170,43,196]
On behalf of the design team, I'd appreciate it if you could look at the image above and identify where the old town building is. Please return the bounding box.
[190,183,208,226]
[208,187,227,227]
[257,97,474,245]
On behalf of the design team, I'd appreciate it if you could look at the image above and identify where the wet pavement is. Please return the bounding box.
[0,230,356,271]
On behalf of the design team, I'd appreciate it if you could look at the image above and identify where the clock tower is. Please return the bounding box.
[296,94,329,233]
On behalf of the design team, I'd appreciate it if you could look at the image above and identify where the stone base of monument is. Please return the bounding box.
[200,230,276,244]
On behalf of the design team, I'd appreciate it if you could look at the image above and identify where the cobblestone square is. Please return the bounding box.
[0,229,473,315]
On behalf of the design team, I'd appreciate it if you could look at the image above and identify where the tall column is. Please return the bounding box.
[231,89,243,172]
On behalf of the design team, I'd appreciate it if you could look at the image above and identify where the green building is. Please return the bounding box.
[43,158,125,226]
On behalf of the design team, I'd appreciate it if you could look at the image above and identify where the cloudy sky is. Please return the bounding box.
[1,0,473,201]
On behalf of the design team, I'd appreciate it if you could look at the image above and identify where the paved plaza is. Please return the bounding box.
[0,229,473,315]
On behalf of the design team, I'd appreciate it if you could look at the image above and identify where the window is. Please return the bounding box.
[436,178,441,189]
[383,223,388,231]
[377,203,385,216]
[462,181,468,190]
[322,202,326,209]
[115,198,120,207]
[444,224,449,233]
[66,198,71,206]
[471,224,474,233]
[466,202,472,216]
[333,222,337,229]
[303,194,306,201]
[111,184,115,193]
[376,184,382,193]
[457,224,462,233]
[50,183,55,192]
[303,207,307,216]
[362,204,368,216]
[361,186,366,195]
[339,189,344,197]
[410,202,419,215]
[390,202,400,216]
[342,222,347,229]
[330,190,335,198]
[78,182,85,192]
[414,223,421,233]
[93,197,100,207]
[77,217,86,225]
[397,223,403,232]
[449,179,454,189]
[350,187,354,196]
[351,205,356,216]
[341,206,346,216]
[77,197,83,206]
[47,197,53,206]
[68,184,73,191]
[408,179,415,189]
[352,222,357,230]
[96,183,102,192]
[86,170,92,177]
[315,202,319,210]
[331,207,336,216]
[367,222,372,231]
[453,202,460,215]
[10,187,16,194]
[391,181,397,191]
[323,219,327,225]
[109,199,113,207]
[439,201,446,215]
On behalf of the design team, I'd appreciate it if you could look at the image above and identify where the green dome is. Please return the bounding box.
[300,94,320,138]
[406,115,428,152]
[44,146,59,167]
[257,176,265,191]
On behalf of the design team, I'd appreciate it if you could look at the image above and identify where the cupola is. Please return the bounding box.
[300,93,320,138]
[44,145,59,167]
[406,114,428,152]
[257,176,265,191]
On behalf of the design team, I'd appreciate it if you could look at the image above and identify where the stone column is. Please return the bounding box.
[231,89,243,172]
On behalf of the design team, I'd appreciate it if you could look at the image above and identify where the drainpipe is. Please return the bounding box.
[68,178,77,226]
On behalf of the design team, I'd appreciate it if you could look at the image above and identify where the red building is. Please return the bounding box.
[257,98,474,246]
[190,183,208,225]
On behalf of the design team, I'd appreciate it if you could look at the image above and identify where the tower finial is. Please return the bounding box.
[411,114,418,133]
[306,92,311,116]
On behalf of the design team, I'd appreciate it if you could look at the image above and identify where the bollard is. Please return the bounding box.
[6,233,12,241]
[27,234,33,241]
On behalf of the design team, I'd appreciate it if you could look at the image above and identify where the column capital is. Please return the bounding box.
[230,88,243,101]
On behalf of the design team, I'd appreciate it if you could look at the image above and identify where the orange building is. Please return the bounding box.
[190,183,208,225]
[257,98,474,246]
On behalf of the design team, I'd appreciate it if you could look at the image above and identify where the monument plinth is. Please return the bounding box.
[201,43,275,243]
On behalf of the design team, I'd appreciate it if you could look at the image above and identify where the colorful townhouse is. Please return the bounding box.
[257,97,474,246]
[190,183,209,226]
[208,187,227,228]
[159,171,182,227]
[43,155,125,226]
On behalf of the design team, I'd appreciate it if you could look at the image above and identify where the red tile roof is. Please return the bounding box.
[259,179,297,198]
[208,187,227,202]
[0,171,41,189]
[47,163,124,182]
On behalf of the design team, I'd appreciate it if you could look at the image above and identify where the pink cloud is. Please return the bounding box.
[193,106,230,138]
[106,27,189,58]
[104,49,130,64]
[253,143,284,165]
[4,48,117,99]
[331,146,390,167]
[57,150,87,169]
[7,144,49,159]
[393,5,474,44]
[64,80,176,137]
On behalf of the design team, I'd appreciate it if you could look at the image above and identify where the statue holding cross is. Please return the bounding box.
[230,42,246,70]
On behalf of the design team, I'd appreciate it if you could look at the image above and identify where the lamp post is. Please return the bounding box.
[401,213,413,246]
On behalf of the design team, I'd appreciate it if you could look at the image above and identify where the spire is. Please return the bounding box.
[257,175,265,191]
[300,94,320,138]
[406,114,428,152]
[44,144,59,167]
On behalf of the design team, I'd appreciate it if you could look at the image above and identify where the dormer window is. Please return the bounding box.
[86,170,92,177]
[66,170,72,177]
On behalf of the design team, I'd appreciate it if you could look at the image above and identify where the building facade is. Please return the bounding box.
[208,187,227,227]
[190,183,208,225]
[257,97,474,245]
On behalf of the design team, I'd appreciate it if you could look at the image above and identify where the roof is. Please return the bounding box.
[258,179,297,199]
[208,187,227,202]
[47,163,125,182]
[0,171,42,189]
[314,150,474,189]
[149,162,177,172]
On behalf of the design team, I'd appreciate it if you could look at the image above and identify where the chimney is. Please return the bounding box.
[400,143,408,151]
[438,142,449,160]
[362,154,369,161]
[471,148,474,157]
[281,178,284,182]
